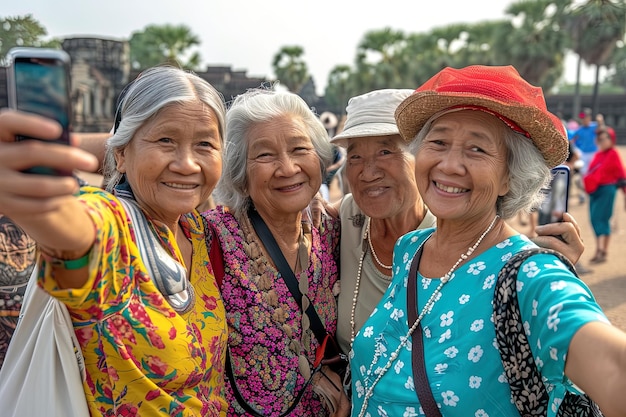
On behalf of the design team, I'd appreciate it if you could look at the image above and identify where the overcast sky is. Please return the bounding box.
[5,0,597,94]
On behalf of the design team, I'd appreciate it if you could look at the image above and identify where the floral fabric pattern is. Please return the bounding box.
[40,186,228,417]
[0,214,37,368]
[204,207,340,417]
[350,229,608,417]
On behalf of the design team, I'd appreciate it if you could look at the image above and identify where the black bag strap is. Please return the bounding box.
[494,247,603,417]
[248,205,330,346]
[407,245,443,417]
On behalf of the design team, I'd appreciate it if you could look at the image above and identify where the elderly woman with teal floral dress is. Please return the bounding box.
[351,65,626,417]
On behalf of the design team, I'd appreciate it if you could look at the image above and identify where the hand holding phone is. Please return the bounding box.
[6,47,72,175]
[537,165,570,225]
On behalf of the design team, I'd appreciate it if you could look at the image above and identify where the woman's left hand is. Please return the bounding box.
[532,212,584,265]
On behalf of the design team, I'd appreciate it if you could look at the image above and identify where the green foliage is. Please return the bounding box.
[323,65,355,114]
[499,0,570,88]
[271,46,309,93]
[569,0,626,66]
[606,42,626,88]
[322,0,626,100]
[129,24,201,70]
[0,14,61,61]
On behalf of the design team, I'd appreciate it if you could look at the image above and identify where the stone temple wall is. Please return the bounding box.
[0,37,269,132]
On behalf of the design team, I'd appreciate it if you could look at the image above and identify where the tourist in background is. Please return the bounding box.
[583,126,626,264]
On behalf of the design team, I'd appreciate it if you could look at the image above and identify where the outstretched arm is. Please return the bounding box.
[566,321,626,417]
[0,109,99,288]
[76,131,111,168]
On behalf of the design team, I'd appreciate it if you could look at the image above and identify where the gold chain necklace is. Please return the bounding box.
[366,217,393,270]
[357,214,500,417]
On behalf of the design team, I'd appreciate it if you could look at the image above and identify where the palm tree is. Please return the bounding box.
[0,14,61,59]
[567,0,626,114]
[454,21,506,67]
[353,28,406,91]
[324,65,354,115]
[497,0,569,90]
[271,46,309,93]
[396,31,448,88]
[129,24,201,70]
[605,41,626,89]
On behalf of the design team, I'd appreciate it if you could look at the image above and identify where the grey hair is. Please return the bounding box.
[214,88,333,216]
[409,112,550,220]
[103,65,226,191]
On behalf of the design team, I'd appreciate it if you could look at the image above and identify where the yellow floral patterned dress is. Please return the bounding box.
[40,186,228,417]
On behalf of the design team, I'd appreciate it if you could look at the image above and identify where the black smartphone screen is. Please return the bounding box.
[14,56,71,143]
[8,49,73,175]
[537,166,570,225]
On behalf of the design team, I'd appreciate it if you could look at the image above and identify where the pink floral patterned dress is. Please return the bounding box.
[204,207,340,417]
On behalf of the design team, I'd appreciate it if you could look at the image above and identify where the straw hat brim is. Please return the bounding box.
[395,91,569,168]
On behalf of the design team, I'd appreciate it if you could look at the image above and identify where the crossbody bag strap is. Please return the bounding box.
[221,206,321,416]
[247,206,329,345]
[407,245,443,417]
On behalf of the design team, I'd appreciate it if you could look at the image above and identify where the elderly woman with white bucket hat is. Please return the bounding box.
[327,88,584,359]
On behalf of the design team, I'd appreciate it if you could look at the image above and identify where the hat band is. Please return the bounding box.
[448,105,531,139]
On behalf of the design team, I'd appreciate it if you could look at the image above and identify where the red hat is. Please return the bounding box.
[395,65,569,168]
[608,127,617,143]
[599,126,617,144]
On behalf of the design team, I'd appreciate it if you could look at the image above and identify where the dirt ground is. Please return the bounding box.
[329,145,626,332]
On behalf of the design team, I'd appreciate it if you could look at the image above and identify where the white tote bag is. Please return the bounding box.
[0,266,90,417]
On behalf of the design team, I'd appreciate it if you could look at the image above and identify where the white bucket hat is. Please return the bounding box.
[330,88,414,147]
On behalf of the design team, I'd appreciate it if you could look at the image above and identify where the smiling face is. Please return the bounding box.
[115,101,223,226]
[414,110,510,222]
[346,134,419,220]
[245,114,322,219]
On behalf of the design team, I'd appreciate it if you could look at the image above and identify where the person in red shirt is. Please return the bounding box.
[583,127,626,263]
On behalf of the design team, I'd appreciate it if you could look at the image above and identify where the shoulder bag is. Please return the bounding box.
[0,266,89,417]
[493,247,604,417]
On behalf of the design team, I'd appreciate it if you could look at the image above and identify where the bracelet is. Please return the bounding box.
[41,251,90,270]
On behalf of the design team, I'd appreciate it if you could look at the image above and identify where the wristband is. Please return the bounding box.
[41,251,90,270]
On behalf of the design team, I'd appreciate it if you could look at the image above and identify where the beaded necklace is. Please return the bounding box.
[350,218,394,346]
[366,217,392,270]
[356,214,500,417]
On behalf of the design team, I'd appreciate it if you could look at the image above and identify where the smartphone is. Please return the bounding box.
[537,165,570,225]
[6,47,72,175]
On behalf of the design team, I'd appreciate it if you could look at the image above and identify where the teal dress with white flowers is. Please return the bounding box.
[350,229,608,417]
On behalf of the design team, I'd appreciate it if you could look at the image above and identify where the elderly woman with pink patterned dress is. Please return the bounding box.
[204,88,349,416]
